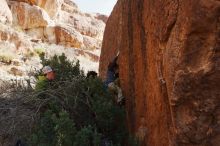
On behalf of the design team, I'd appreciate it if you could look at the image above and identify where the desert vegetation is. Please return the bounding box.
[0,54,138,146]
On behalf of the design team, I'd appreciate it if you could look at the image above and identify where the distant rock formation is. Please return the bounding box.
[0,0,108,81]
[99,0,220,146]
[95,13,108,23]
[7,0,106,49]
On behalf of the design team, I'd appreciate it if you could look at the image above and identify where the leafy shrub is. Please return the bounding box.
[34,48,45,55]
[35,75,47,91]
[28,54,129,146]
[39,53,83,81]
[30,110,76,146]
[0,53,13,64]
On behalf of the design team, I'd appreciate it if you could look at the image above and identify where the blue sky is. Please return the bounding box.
[74,0,117,15]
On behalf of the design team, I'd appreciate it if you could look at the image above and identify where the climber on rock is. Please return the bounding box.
[104,56,119,87]
[104,52,124,105]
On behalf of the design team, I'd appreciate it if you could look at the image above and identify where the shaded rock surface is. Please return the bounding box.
[99,0,220,146]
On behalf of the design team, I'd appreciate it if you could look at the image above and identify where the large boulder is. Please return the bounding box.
[25,27,45,40]
[83,35,102,50]
[10,1,53,29]
[0,23,33,54]
[61,0,79,14]
[10,0,63,19]
[58,10,105,40]
[37,0,63,19]
[0,0,12,24]
[54,25,83,48]
[60,0,104,30]
[26,25,83,48]
[99,0,220,146]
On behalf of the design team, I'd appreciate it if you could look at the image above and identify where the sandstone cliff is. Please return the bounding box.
[99,0,220,146]
[8,0,105,49]
[0,0,107,81]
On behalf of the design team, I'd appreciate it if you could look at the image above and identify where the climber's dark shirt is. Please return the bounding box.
[104,70,116,87]
[104,57,118,87]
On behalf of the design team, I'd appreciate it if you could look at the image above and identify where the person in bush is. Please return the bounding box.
[42,66,56,80]
[35,66,56,90]
[104,54,124,105]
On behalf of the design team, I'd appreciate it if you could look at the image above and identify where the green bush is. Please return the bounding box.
[28,54,129,146]
[39,53,84,81]
[35,75,47,91]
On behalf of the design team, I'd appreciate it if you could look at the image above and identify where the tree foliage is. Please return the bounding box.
[28,54,128,146]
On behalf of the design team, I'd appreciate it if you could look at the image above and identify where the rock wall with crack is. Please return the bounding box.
[99,0,220,145]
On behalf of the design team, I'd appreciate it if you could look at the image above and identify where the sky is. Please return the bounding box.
[74,0,117,15]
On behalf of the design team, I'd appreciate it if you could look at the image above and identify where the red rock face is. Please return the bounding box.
[99,0,220,145]
[99,0,124,80]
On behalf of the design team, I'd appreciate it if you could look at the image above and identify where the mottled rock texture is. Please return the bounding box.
[36,0,63,19]
[10,1,52,29]
[10,0,63,19]
[99,0,220,146]
[55,25,83,48]
[0,0,12,24]
[0,23,33,53]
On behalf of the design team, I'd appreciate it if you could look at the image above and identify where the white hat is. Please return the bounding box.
[42,66,53,74]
